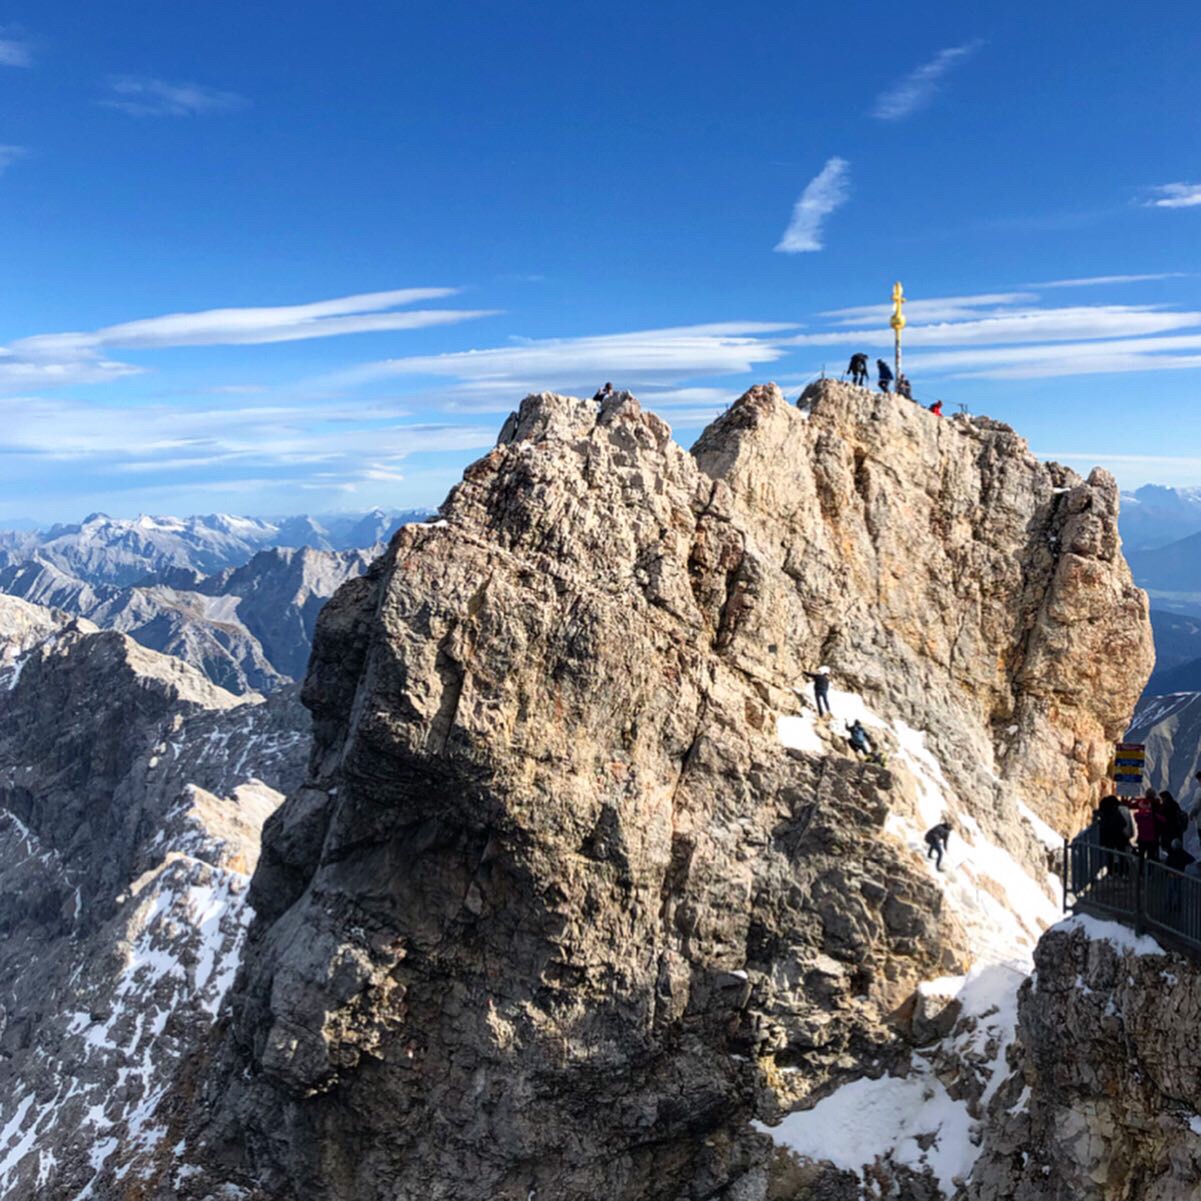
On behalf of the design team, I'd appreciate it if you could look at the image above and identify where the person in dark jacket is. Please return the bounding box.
[593,381,614,403]
[847,353,869,386]
[1098,795,1130,851]
[877,359,893,393]
[925,821,952,871]
[1166,839,1195,873]
[1097,793,1131,877]
[804,666,832,717]
[1160,791,1187,848]
[847,719,872,756]
[896,373,913,399]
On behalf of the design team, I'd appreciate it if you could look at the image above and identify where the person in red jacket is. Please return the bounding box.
[929,400,944,417]
[1134,789,1161,860]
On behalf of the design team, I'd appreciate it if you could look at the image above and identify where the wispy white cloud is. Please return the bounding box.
[0,145,25,176]
[15,289,490,357]
[1030,273,1189,288]
[870,41,983,121]
[329,322,795,399]
[1037,453,1201,468]
[0,28,32,68]
[907,331,1201,379]
[100,76,248,117]
[0,290,496,393]
[1144,183,1201,210]
[820,292,1038,326]
[786,305,1201,349]
[0,395,495,488]
[774,158,850,254]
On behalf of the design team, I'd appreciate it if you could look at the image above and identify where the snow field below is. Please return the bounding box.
[763,683,1064,1195]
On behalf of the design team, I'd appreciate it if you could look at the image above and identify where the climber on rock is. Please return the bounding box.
[929,400,944,417]
[846,352,869,386]
[876,359,893,393]
[896,374,913,400]
[847,719,872,756]
[593,381,614,404]
[804,665,833,717]
[925,821,953,872]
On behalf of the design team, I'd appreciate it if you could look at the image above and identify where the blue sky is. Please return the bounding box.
[1,1,1200,522]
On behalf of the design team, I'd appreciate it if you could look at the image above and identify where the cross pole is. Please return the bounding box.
[890,281,906,385]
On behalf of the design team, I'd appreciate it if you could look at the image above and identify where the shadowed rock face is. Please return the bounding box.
[967,921,1201,1201]
[0,598,311,1200]
[145,384,1150,1201]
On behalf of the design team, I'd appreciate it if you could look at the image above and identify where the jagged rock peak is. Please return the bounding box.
[136,382,1150,1201]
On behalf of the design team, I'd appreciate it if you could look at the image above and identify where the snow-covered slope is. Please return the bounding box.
[765,683,1061,1193]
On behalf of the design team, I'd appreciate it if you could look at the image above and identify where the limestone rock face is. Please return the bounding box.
[966,919,1201,1201]
[693,382,1150,834]
[151,383,1149,1201]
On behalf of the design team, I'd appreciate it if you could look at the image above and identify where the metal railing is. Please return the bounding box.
[1063,827,1201,954]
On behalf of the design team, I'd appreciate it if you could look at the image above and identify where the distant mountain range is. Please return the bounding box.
[0,509,431,693]
[1118,484,1201,552]
[0,508,426,585]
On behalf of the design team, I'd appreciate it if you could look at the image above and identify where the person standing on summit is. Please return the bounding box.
[805,666,833,717]
[846,353,869,386]
[877,359,893,393]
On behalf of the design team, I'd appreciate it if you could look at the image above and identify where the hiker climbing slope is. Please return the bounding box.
[804,665,833,717]
[925,821,952,871]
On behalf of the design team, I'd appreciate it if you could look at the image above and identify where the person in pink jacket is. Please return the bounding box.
[1134,789,1162,860]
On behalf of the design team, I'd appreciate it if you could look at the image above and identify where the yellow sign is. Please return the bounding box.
[890,281,906,332]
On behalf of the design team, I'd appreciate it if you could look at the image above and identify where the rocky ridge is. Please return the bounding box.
[0,595,310,1199]
[0,544,378,696]
[100,380,1150,1201]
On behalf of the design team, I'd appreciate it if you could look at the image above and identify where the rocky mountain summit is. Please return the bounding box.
[79,380,1147,1201]
[0,595,310,1199]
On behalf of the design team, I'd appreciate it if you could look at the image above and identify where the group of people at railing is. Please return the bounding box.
[1093,787,1198,876]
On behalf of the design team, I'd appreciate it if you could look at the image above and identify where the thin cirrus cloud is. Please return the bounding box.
[1028,273,1189,288]
[327,321,796,404]
[786,305,1201,349]
[0,145,25,175]
[870,40,983,121]
[1,394,497,495]
[1145,183,1201,210]
[0,289,497,393]
[787,286,1201,382]
[774,157,850,254]
[0,28,31,68]
[820,293,1039,326]
[100,76,249,117]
